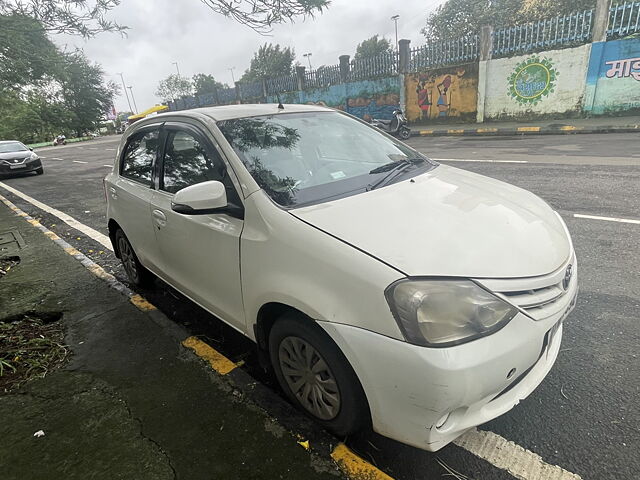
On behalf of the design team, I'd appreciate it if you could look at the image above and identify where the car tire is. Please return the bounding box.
[35,167,44,175]
[114,229,154,287]
[269,313,370,436]
[399,126,411,140]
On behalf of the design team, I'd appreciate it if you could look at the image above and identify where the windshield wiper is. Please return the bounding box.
[367,157,426,190]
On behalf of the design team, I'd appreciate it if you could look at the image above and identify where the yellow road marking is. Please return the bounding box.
[130,294,157,311]
[517,126,540,132]
[477,128,498,133]
[64,246,81,256]
[182,336,237,375]
[447,129,465,134]
[331,443,394,480]
[419,130,433,135]
[559,126,583,131]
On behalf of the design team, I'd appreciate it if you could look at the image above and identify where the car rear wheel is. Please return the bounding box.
[115,229,153,287]
[269,313,370,436]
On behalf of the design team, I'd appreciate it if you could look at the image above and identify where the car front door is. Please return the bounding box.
[150,124,246,332]
[112,126,162,270]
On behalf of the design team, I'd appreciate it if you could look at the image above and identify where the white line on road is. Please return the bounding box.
[0,181,587,480]
[433,158,528,164]
[106,148,116,151]
[87,147,98,150]
[0,182,113,251]
[51,157,63,160]
[73,160,88,164]
[574,213,640,224]
[103,165,112,168]
[455,429,581,480]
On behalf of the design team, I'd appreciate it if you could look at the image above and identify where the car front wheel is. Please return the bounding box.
[115,229,153,287]
[269,313,370,436]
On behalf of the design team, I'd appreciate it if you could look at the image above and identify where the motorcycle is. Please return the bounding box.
[371,109,411,140]
[53,135,67,146]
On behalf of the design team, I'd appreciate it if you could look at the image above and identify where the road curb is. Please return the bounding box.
[0,192,393,480]
[410,123,640,137]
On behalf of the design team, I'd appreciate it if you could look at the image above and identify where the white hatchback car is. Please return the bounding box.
[105,104,577,451]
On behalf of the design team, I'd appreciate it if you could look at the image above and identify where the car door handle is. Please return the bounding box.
[109,187,117,199]
[152,209,167,228]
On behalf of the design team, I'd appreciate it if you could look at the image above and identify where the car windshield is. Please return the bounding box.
[0,142,28,153]
[218,111,436,207]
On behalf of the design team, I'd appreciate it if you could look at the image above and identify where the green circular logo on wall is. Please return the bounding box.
[508,56,558,105]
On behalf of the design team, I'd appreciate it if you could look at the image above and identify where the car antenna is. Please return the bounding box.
[277,94,284,110]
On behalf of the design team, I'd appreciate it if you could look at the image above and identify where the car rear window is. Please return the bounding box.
[121,130,159,186]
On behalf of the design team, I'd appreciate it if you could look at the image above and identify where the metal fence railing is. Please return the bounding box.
[349,51,398,81]
[409,35,479,71]
[266,73,298,95]
[305,64,342,89]
[608,0,640,38]
[492,9,593,58]
[239,81,263,99]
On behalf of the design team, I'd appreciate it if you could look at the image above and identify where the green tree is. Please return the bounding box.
[59,51,119,136]
[355,35,393,59]
[241,43,296,82]
[421,0,595,41]
[155,74,193,102]
[199,0,328,33]
[192,74,228,95]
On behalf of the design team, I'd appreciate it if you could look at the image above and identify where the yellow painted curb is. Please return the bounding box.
[130,294,157,311]
[517,126,540,132]
[477,127,498,133]
[419,129,434,135]
[331,443,394,480]
[182,336,237,375]
[559,125,583,131]
[447,129,465,134]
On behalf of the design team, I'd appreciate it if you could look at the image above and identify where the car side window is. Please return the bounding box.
[121,130,159,186]
[161,130,225,194]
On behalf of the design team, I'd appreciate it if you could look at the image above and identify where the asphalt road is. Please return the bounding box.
[1,132,638,480]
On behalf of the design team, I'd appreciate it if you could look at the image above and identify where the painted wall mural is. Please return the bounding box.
[508,56,558,105]
[584,37,640,115]
[405,63,478,123]
[265,77,400,121]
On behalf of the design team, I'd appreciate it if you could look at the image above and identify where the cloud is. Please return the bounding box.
[54,0,444,112]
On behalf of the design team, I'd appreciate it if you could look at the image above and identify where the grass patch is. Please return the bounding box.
[0,312,68,394]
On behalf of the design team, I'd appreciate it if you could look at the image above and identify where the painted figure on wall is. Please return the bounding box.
[416,79,432,119]
[436,75,453,117]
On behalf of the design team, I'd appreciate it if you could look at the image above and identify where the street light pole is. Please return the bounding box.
[118,72,134,113]
[172,61,180,76]
[303,53,313,70]
[127,86,138,114]
[391,15,400,54]
[228,67,236,84]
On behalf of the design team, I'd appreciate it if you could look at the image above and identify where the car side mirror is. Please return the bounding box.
[171,180,243,219]
[29,147,34,151]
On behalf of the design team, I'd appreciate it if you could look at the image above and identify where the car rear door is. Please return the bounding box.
[149,123,246,332]
[110,126,162,271]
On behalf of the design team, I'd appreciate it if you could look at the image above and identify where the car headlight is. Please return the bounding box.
[385,278,518,347]
[30,152,39,160]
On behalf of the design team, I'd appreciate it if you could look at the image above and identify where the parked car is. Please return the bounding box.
[104,104,577,452]
[0,141,43,176]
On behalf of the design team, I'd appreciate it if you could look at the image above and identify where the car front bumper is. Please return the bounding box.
[0,158,42,175]
[319,279,577,452]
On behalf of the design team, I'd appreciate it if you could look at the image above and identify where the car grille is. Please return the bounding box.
[475,253,577,321]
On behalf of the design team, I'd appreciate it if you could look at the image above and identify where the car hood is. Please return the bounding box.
[0,152,31,161]
[291,164,571,278]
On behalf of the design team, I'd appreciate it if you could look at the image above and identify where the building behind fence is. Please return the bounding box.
[167,0,640,123]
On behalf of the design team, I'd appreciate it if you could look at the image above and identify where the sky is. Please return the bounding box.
[54,0,446,113]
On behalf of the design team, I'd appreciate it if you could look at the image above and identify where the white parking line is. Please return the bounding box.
[0,182,113,251]
[574,213,640,224]
[106,148,116,151]
[103,165,112,168]
[51,157,63,161]
[455,429,581,480]
[87,148,98,150]
[73,160,88,164]
[433,158,528,164]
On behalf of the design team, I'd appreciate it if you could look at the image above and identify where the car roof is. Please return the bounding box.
[155,103,334,122]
